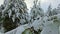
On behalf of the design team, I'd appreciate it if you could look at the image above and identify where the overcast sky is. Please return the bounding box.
[0,0,60,11]
[25,0,60,12]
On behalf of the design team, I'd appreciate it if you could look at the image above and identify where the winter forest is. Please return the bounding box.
[0,0,60,34]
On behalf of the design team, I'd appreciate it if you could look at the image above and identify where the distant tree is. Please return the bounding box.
[56,4,60,14]
[52,8,58,15]
[51,4,60,15]
[30,0,44,34]
[30,0,44,20]
[46,4,52,16]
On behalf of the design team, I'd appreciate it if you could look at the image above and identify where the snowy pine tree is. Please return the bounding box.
[51,4,60,16]
[46,4,52,16]
[0,5,5,33]
[30,0,44,34]
[30,0,44,21]
[56,4,60,14]
[52,8,58,15]
[0,0,28,32]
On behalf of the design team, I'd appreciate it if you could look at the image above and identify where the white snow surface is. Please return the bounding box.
[41,14,60,34]
[5,24,31,34]
[0,32,4,34]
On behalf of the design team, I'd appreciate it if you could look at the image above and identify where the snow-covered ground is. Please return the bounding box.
[0,14,60,34]
[5,24,31,34]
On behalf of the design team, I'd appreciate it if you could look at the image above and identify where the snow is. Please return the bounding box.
[8,9,12,18]
[32,17,44,31]
[12,15,15,22]
[5,14,60,34]
[0,27,4,33]
[1,11,60,34]
[20,19,26,24]
[41,23,59,34]
[41,14,60,34]
[0,0,60,34]
[0,32,4,34]
[5,24,31,34]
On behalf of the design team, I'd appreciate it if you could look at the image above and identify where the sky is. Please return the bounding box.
[0,0,60,12]
[25,0,60,12]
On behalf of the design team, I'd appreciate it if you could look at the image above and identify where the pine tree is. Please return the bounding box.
[0,0,28,32]
[52,8,58,15]
[56,4,60,14]
[46,4,52,16]
[30,0,44,21]
[30,0,44,34]
[0,4,5,33]
[51,4,60,15]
